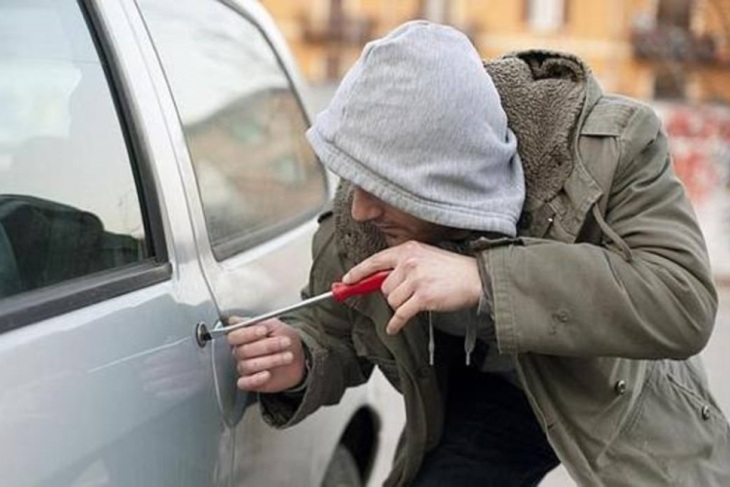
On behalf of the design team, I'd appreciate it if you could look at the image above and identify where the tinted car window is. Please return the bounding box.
[0,0,148,299]
[138,0,328,259]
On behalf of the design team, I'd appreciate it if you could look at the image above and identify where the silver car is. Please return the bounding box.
[0,0,401,485]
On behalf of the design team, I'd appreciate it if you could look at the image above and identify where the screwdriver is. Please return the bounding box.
[198,270,391,343]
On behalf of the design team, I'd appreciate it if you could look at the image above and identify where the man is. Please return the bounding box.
[227,21,730,486]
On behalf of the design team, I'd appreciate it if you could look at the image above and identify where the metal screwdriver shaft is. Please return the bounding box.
[204,292,334,340]
[200,270,391,342]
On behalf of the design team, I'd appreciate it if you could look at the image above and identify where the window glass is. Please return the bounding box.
[138,0,328,259]
[0,0,148,299]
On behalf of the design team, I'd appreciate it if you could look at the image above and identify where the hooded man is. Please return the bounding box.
[227,21,730,486]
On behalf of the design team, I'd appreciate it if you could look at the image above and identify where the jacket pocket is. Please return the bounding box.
[602,360,729,484]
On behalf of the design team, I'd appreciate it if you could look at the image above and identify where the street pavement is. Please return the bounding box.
[304,83,730,486]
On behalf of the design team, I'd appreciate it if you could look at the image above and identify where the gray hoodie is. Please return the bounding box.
[307,20,525,236]
[307,21,526,371]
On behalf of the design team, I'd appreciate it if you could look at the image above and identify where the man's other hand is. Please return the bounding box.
[226,318,306,393]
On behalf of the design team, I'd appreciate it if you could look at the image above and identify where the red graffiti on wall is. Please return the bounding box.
[657,104,730,204]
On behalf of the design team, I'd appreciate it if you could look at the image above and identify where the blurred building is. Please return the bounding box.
[262,0,730,104]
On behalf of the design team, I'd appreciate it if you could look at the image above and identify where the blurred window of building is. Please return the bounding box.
[419,0,450,23]
[657,0,692,29]
[525,0,566,32]
[654,66,688,99]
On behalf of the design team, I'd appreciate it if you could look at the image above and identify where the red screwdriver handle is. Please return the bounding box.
[331,270,391,302]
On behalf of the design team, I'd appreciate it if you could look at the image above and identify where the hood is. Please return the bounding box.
[308,20,525,237]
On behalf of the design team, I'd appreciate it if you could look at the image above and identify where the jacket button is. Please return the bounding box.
[614,380,627,395]
[701,405,711,421]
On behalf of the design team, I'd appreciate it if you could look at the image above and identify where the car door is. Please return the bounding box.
[132,0,329,426]
[130,0,373,484]
[0,1,229,485]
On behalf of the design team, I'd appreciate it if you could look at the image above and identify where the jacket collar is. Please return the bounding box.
[486,51,604,239]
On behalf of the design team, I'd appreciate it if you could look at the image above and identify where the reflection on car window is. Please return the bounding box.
[138,0,327,259]
[0,0,148,298]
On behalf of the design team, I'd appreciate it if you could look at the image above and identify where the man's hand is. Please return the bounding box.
[226,318,306,393]
[343,241,482,335]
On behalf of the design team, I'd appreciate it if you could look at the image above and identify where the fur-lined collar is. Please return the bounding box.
[485,49,591,205]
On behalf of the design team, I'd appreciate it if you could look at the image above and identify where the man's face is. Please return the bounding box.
[350,186,453,246]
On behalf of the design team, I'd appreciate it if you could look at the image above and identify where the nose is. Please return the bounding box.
[351,186,383,222]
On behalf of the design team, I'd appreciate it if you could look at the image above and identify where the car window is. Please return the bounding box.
[137,0,328,260]
[0,0,149,300]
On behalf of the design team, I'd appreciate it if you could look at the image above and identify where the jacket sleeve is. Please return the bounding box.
[259,216,374,428]
[481,105,718,359]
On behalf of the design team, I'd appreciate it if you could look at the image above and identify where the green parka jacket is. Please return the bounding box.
[261,50,730,486]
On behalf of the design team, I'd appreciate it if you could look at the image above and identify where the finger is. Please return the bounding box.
[384,277,415,311]
[343,247,399,284]
[226,324,268,346]
[233,336,292,360]
[237,370,271,391]
[387,298,422,335]
[379,262,404,295]
[237,351,294,375]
